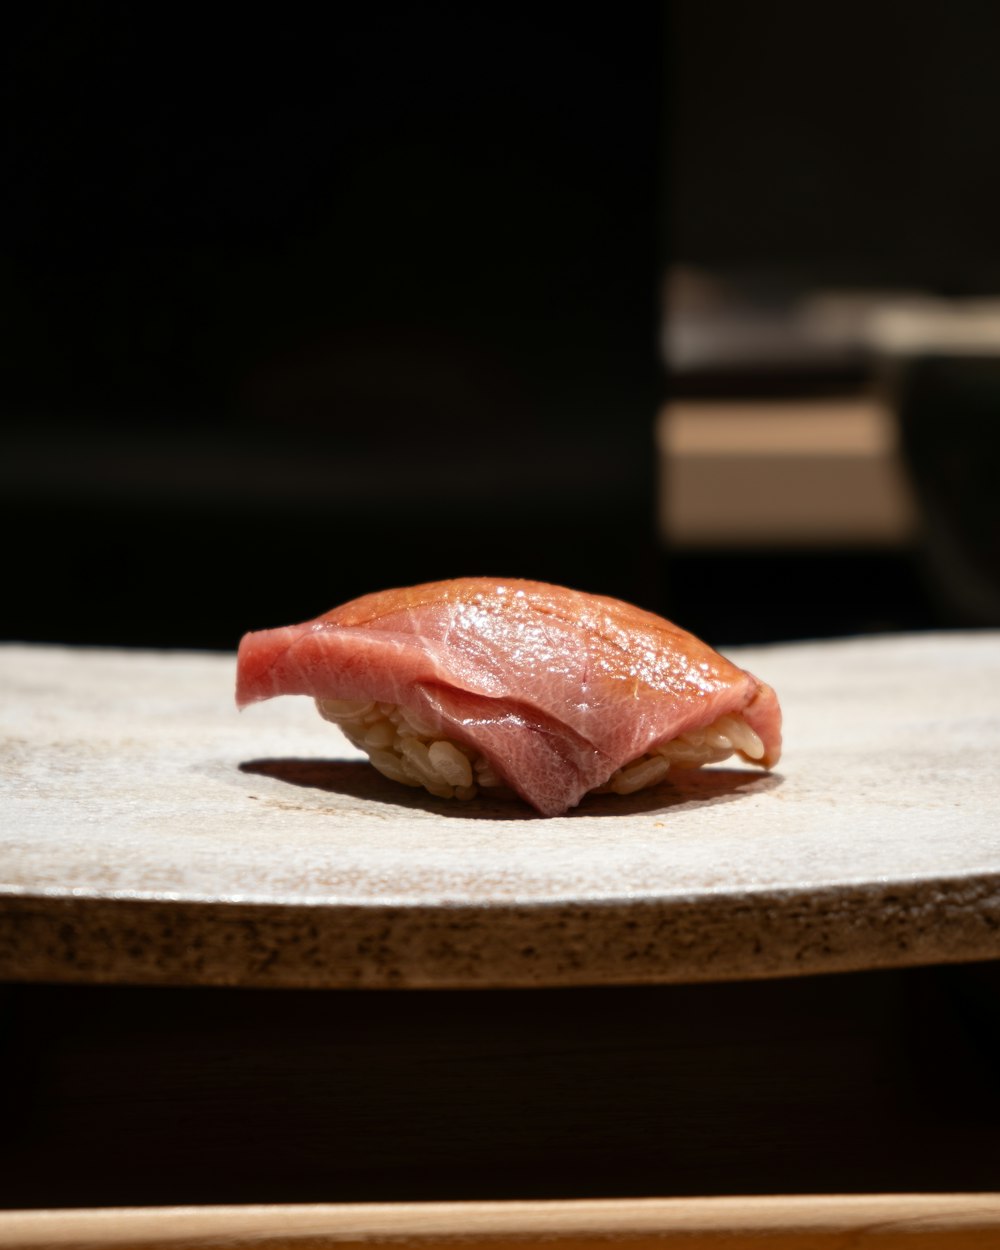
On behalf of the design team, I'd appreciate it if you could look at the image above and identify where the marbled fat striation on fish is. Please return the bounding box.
[236,578,782,816]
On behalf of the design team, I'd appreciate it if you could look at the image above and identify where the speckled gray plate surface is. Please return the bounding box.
[1,634,998,987]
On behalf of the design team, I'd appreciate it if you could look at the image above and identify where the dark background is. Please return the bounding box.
[3,4,662,649]
[671,1,1000,295]
[5,965,1000,1206]
[5,2,1000,649]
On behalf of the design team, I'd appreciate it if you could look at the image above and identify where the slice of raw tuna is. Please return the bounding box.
[236,577,782,816]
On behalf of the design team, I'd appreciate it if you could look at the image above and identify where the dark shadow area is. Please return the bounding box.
[3,961,1000,1207]
[3,7,663,650]
[899,355,1000,627]
[239,758,781,820]
[663,550,937,646]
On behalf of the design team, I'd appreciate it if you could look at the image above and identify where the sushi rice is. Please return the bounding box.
[316,698,765,804]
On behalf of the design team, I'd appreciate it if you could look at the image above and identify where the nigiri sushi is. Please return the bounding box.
[236,577,782,817]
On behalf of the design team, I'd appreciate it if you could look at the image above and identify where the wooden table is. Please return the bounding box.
[2,636,999,1241]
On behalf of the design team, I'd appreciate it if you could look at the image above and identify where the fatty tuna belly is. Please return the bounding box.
[308,578,781,774]
[235,619,776,816]
[236,624,615,814]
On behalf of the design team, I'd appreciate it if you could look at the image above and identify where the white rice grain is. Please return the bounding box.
[316,697,764,807]
[428,740,474,788]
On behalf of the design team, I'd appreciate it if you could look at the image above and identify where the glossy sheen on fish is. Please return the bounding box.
[236,577,782,816]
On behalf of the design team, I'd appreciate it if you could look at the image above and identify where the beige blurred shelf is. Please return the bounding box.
[2,634,999,989]
[2,1195,1000,1248]
[657,397,919,548]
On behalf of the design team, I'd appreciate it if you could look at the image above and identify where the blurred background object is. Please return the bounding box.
[5,2,1000,650]
[662,0,1000,642]
[658,276,1000,641]
[872,304,1000,627]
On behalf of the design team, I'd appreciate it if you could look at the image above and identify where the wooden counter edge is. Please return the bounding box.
[1,1194,1000,1249]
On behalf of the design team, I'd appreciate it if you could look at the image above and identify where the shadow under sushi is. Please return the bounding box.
[239,758,782,820]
